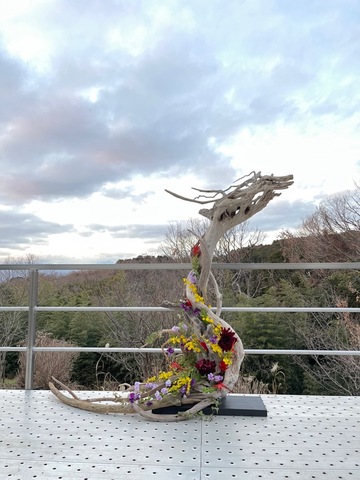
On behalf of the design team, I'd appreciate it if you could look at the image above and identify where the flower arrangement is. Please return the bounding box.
[126,245,238,410]
[49,172,293,421]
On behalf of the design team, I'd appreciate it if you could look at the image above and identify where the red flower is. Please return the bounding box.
[219,360,228,372]
[191,243,201,257]
[218,328,237,352]
[199,341,209,353]
[195,359,216,376]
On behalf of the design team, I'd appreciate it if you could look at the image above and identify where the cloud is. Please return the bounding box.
[100,186,154,202]
[0,48,32,122]
[249,199,317,232]
[85,223,167,241]
[0,209,73,249]
[0,29,239,203]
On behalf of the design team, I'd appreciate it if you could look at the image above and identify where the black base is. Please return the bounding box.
[153,395,267,417]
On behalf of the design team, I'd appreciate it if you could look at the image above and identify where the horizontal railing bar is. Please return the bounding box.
[0,347,27,352]
[1,306,359,313]
[0,262,359,271]
[213,262,360,270]
[0,307,29,311]
[245,349,360,356]
[1,346,358,356]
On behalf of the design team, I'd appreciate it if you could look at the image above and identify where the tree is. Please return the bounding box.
[279,186,360,395]
[233,279,308,394]
[281,186,360,263]
[161,219,266,300]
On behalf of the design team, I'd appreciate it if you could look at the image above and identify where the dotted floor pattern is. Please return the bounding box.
[0,391,359,480]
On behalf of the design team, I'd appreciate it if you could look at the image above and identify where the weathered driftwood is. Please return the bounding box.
[50,171,293,421]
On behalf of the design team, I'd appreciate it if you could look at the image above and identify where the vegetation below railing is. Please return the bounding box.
[1,261,359,396]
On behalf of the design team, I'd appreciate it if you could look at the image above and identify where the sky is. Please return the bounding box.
[0,0,359,264]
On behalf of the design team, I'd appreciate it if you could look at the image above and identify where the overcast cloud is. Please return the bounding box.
[0,0,359,262]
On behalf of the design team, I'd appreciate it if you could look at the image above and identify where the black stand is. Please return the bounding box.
[153,395,267,417]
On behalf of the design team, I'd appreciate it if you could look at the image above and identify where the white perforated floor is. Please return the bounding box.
[0,391,359,479]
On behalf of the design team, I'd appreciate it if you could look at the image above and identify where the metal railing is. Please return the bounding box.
[0,262,359,389]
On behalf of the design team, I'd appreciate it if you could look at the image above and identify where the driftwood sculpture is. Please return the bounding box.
[50,171,293,421]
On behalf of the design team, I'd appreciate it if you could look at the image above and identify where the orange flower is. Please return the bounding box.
[215,382,225,389]
[215,382,231,392]
[170,361,184,371]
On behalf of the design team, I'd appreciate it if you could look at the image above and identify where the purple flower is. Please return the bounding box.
[128,392,140,404]
[155,391,162,401]
[180,299,193,312]
[171,325,180,332]
[161,387,168,395]
[207,373,223,383]
[134,381,140,391]
[180,385,187,397]
[209,335,218,344]
[165,379,172,388]
[145,382,157,389]
[166,347,175,355]
[188,271,197,284]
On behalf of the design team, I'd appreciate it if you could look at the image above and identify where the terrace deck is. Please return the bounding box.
[0,391,359,479]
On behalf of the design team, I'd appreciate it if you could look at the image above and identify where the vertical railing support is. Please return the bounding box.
[25,269,38,390]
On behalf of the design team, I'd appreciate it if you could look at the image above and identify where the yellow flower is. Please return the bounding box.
[168,334,188,345]
[159,371,173,381]
[183,278,205,304]
[184,339,201,353]
[200,312,215,325]
[209,343,223,356]
[194,293,204,303]
[169,376,192,394]
[213,325,222,336]
[222,354,233,366]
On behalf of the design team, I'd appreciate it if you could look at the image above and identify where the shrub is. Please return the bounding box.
[17,332,79,389]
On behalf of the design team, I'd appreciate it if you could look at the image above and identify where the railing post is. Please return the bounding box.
[25,269,38,390]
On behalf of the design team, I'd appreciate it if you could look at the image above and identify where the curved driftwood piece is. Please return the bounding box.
[50,171,293,420]
[49,377,184,415]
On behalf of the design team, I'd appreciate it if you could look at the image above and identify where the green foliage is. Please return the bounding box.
[326,271,360,308]
[4,352,19,378]
[71,353,100,387]
[230,279,309,394]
